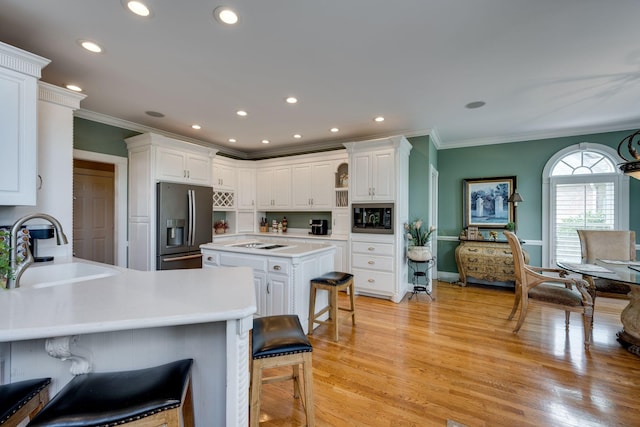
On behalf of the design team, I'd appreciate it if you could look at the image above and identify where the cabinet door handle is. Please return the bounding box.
[207,256,213,261]
[273,265,281,271]
[368,261,375,265]
[368,278,375,283]
[267,282,271,294]
[368,247,375,251]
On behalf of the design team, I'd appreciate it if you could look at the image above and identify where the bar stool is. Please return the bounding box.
[0,378,50,427]
[27,359,194,427]
[308,271,355,341]
[250,315,314,427]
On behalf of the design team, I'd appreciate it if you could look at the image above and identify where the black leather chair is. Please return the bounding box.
[0,378,50,426]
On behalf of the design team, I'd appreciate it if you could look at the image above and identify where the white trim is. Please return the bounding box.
[73,149,128,267]
[541,143,629,267]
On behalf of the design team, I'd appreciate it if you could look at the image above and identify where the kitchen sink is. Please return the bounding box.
[20,261,121,288]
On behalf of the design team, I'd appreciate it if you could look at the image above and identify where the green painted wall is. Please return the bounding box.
[407,135,432,224]
[437,129,640,273]
[74,117,137,157]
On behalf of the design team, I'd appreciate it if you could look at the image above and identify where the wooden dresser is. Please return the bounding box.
[455,239,529,286]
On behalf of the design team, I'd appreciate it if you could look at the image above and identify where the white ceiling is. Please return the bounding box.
[1,0,640,158]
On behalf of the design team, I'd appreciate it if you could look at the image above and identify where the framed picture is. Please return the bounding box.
[463,176,516,228]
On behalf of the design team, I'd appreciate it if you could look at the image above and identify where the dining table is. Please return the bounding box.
[557,260,640,355]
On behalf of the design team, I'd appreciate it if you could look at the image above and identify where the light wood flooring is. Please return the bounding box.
[256,281,640,427]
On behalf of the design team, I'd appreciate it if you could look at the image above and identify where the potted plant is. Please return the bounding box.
[214,220,229,234]
[405,219,436,261]
[0,229,13,288]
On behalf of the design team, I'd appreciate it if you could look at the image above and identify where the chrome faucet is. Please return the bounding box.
[7,213,69,289]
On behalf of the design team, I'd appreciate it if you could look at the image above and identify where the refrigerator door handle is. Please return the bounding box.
[191,189,197,247]
[162,253,203,262]
[187,189,194,247]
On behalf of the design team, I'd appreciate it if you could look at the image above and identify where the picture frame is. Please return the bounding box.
[463,176,516,229]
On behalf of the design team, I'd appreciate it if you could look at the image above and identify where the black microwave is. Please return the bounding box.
[352,203,394,234]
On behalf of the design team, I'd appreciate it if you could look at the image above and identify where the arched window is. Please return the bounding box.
[542,143,629,266]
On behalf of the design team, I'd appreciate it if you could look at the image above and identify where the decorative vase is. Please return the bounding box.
[408,245,432,261]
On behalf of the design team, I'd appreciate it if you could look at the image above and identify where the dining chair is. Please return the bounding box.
[504,231,594,349]
[577,230,636,299]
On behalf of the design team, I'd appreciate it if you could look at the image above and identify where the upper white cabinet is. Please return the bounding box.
[212,157,237,190]
[350,149,395,202]
[156,146,211,185]
[256,166,291,210]
[291,162,333,209]
[0,42,50,206]
[237,166,256,210]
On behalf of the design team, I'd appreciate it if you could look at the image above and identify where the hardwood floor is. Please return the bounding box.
[256,282,640,427]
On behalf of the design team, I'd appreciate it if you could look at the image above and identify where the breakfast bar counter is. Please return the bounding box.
[0,259,256,426]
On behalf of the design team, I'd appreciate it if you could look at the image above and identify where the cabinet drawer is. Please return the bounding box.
[220,253,267,271]
[352,268,394,294]
[202,252,219,267]
[352,241,393,256]
[268,258,291,274]
[352,253,393,272]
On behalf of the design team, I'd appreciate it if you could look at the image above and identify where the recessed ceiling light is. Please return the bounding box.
[374,116,385,122]
[124,1,150,17]
[465,101,486,109]
[214,6,239,25]
[330,128,339,133]
[261,139,270,144]
[145,110,165,118]
[191,124,201,130]
[236,110,247,117]
[65,84,82,92]
[293,134,302,139]
[285,97,298,104]
[228,138,236,143]
[79,40,103,53]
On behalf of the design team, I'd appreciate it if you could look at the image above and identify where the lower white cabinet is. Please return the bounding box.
[351,235,403,301]
[201,245,335,333]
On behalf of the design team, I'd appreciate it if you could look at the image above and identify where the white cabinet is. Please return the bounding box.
[256,166,291,209]
[237,167,256,210]
[212,158,236,190]
[345,137,412,303]
[201,245,335,333]
[125,133,217,270]
[291,162,333,210]
[350,149,394,202]
[351,238,395,298]
[157,146,211,185]
[0,42,50,206]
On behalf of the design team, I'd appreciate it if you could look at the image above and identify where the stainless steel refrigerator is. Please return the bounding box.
[156,182,213,270]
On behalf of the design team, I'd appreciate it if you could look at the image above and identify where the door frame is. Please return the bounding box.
[73,149,128,267]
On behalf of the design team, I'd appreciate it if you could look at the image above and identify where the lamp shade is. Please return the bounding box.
[618,131,640,180]
[508,191,523,204]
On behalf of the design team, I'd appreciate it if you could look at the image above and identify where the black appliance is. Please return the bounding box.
[27,224,55,262]
[156,182,213,270]
[352,203,394,234]
[309,219,328,235]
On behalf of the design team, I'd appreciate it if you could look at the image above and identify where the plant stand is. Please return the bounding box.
[408,257,436,301]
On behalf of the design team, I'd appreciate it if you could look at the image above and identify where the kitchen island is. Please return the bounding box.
[201,239,336,333]
[0,259,256,426]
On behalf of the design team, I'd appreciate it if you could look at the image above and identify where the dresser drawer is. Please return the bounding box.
[352,253,393,272]
[352,241,394,256]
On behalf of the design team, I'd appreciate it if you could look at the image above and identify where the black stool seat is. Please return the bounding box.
[0,378,50,425]
[253,315,312,359]
[310,272,353,286]
[27,359,193,427]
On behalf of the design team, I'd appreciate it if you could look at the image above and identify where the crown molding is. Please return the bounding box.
[440,121,640,149]
[39,82,86,109]
[75,109,248,159]
[0,41,50,78]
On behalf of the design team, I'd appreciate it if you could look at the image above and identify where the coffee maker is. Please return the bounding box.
[27,224,55,262]
[309,219,328,235]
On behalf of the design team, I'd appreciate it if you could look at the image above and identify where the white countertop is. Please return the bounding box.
[0,259,256,342]
[200,239,336,257]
